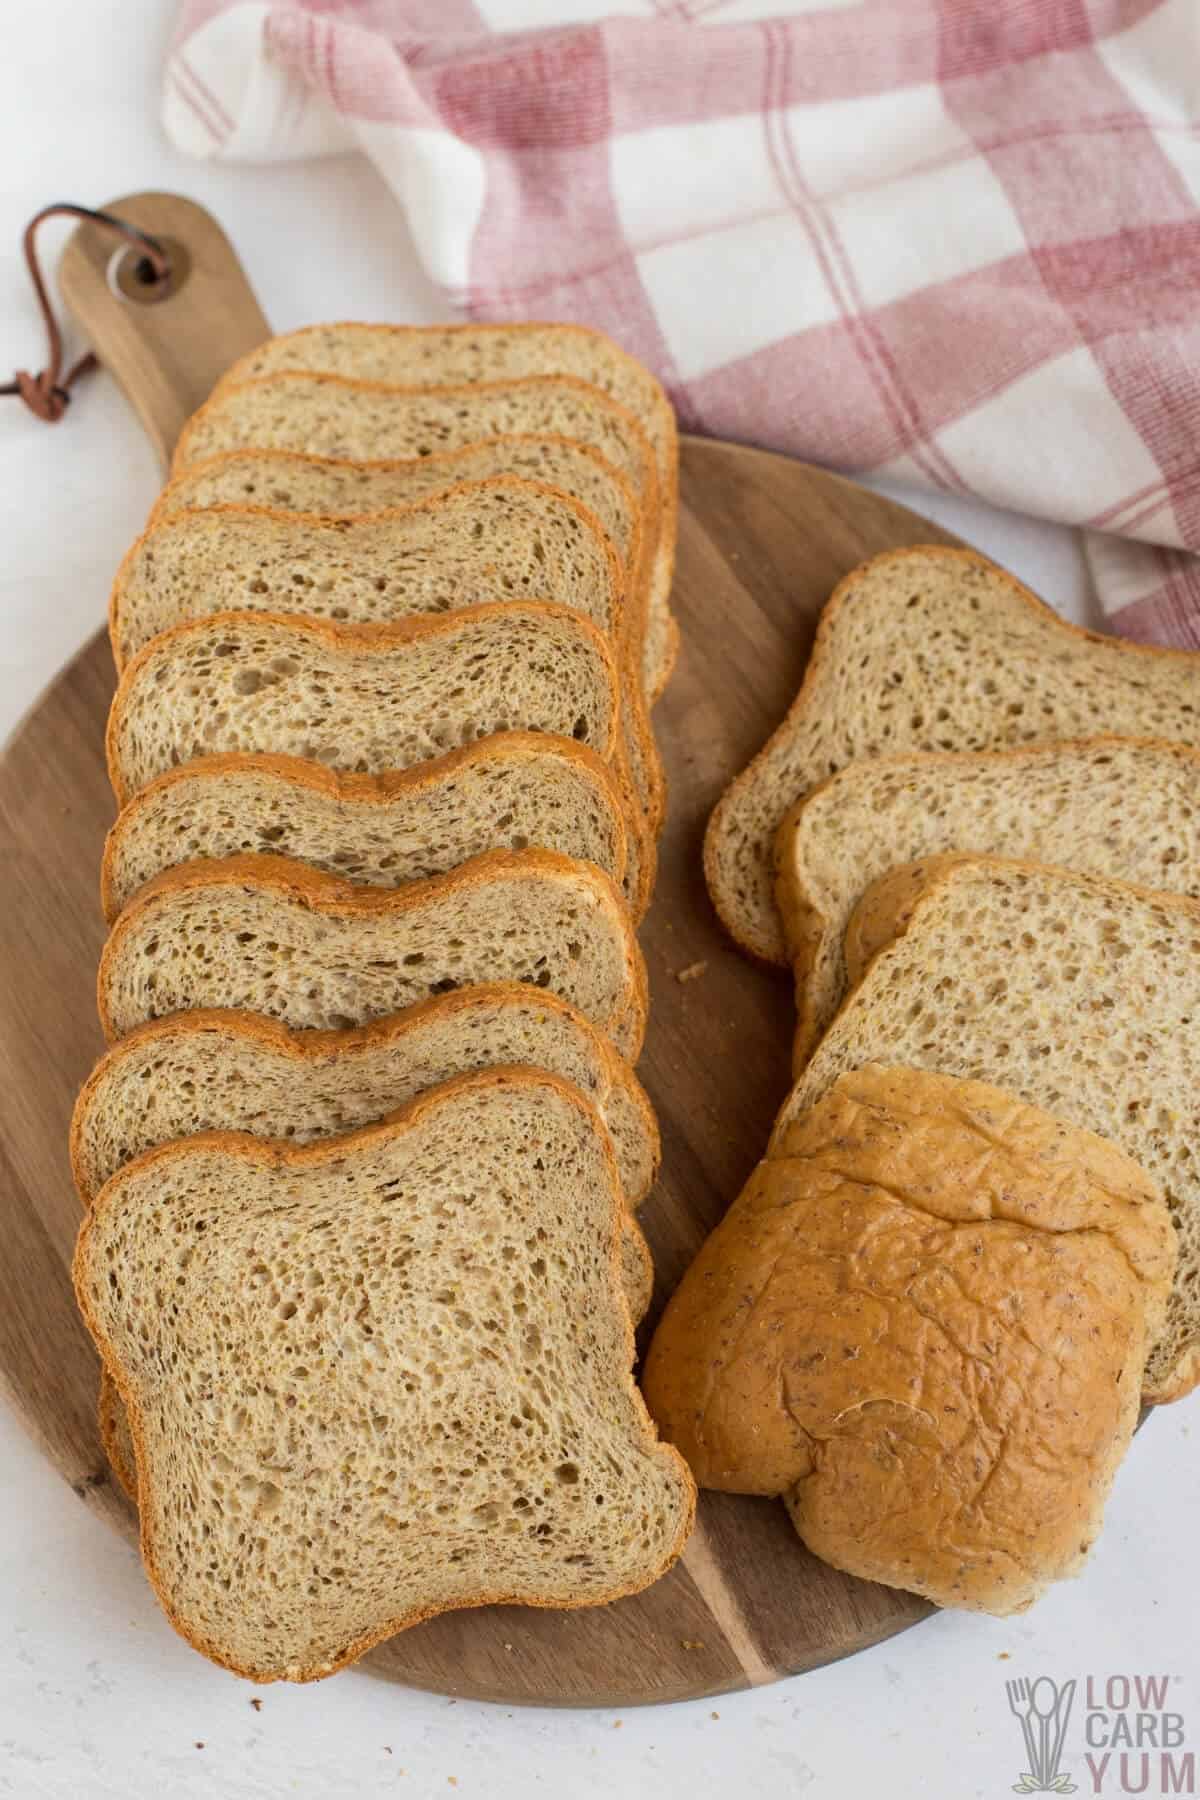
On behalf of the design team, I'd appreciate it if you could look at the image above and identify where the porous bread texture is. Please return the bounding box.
[112,486,664,862]
[777,737,1200,1060]
[213,323,680,698]
[782,856,1200,1403]
[219,323,675,496]
[643,1064,1173,1615]
[97,849,648,1063]
[156,440,643,595]
[101,1203,657,1502]
[72,987,660,1215]
[841,854,967,989]
[73,1068,695,1681]
[170,371,673,700]
[101,738,628,923]
[103,605,648,907]
[173,374,657,532]
[112,480,624,667]
[707,547,1200,966]
[157,439,656,717]
[107,605,618,808]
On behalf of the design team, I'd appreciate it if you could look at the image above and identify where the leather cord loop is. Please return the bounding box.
[1,204,170,423]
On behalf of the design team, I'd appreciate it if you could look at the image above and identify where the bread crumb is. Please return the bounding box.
[504,1642,514,1652]
[194,1742,204,1750]
[711,1711,720,1720]
[250,1698,262,1712]
[675,962,708,984]
[613,1719,623,1729]
[998,1652,1011,1661]
[681,1639,706,1651]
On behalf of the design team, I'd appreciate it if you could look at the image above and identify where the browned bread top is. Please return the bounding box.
[644,1063,1173,1614]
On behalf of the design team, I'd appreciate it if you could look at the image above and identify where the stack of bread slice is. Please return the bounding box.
[647,545,1200,1616]
[71,323,695,1683]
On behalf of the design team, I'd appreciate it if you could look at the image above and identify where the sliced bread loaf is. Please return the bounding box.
[213,324,680,698]
[73,1068,695,1680]
[171,372,670,699]
[101,737,628,922]
[778,737,1200,1060]
[97,849,648,1061]
[781,855,1200,1403]
[707,547,1200,966]
[111,480,624,668]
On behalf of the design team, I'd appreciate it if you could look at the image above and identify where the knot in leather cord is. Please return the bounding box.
[2,204,170,424]
[13,369,70,422]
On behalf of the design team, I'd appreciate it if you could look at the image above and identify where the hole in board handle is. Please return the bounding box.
[107,235,190,306]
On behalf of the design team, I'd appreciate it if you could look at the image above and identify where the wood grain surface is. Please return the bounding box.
[0,195,965,1705]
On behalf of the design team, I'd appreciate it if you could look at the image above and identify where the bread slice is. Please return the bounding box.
[97,849,648,1062]
[707,547,1200,966]
[643,1063,1172,1615]
[73,987,659,1214]
[213,324,680,699]
[777,737,1200,1060]
[781,856,1200,1403]
[101,737,628,923]
[157,439,642,593]
[73,1067,695,1680]
[112,483,664,840]
[100,1213,655,1499]
[106,605,619,808]
[171,371,672,700]
[157,439,644,627]
[101,1201,657,1498]
[83,983,662,1501]
[105,603,657,915]
[112,480,624,668]
[105,593,630,851]
[156,436,660,718]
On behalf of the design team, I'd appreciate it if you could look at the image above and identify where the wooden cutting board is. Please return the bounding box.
[0,194,964,1706]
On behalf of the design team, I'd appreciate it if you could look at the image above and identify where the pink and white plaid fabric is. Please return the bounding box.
[165,0,1200,647]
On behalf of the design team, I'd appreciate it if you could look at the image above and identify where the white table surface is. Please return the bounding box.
[2,7,1196,1797]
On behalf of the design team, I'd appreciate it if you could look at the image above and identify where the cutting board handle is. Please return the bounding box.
[57,191,271,472]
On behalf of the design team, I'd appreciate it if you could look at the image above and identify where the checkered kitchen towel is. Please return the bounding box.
[166,0,1200,647]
